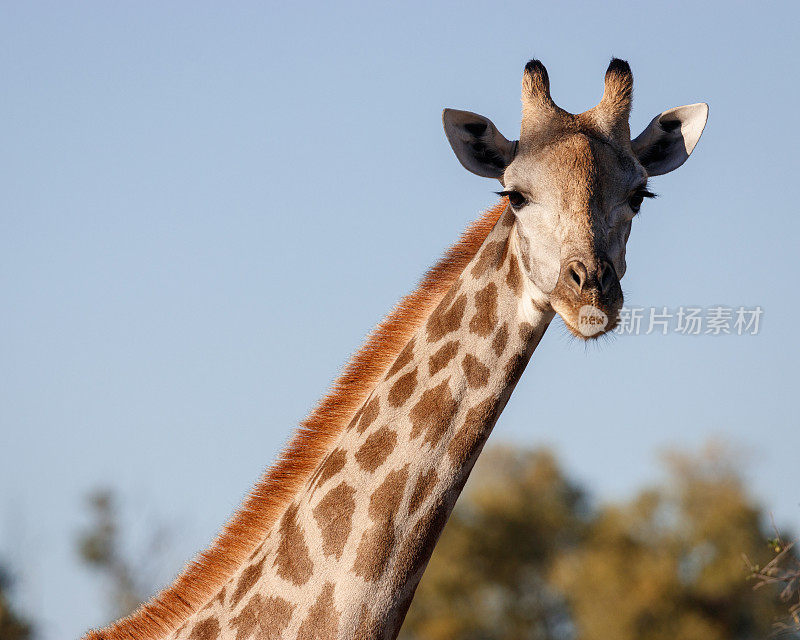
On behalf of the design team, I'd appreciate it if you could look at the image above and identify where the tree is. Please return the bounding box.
[553,444,796,640]
[401,443,799,640]
[0,563,32,640]
[748,536,800,633]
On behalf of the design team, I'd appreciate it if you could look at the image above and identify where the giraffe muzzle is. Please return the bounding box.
[550,256,623,338]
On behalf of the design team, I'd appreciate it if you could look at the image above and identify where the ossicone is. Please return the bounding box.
[589,57,634,140]
[522,59,553,106]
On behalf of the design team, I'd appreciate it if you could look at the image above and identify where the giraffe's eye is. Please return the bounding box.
[628,187,656,214]
[496,190,528,209]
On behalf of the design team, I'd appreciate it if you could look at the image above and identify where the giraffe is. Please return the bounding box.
[84,58,707,640]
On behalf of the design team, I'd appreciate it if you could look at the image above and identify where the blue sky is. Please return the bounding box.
[2,2,799,638]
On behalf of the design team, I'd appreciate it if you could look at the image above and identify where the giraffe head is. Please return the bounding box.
[443,58,707,338]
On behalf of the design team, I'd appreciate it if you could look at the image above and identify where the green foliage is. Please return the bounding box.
[0,565,32,640]
[401,444,799,640]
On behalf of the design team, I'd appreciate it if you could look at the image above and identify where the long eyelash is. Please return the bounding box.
[496,189,656,203]
[496,189,656,200]
[635,181,657,199]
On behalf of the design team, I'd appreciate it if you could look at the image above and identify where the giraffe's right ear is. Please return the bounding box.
[443,109,517,179]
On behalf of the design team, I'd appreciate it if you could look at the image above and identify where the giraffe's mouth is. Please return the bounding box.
[543,254,624,340]
[551,298,622,340]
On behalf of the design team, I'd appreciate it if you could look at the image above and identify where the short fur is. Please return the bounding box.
[83,200,507,640]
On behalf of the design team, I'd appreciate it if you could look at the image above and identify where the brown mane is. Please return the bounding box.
[84,200,507,640]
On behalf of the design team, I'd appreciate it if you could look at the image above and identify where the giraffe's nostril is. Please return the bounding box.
[564,260,588,293]
[598,261,618,295]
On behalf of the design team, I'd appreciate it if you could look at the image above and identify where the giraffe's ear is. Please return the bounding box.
[442,109,517,179]
[631,103,709,176]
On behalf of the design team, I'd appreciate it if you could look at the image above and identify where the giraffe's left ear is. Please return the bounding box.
[443,109,518,179]
[631,103,709,176]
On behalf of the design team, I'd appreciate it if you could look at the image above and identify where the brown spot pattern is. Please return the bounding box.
[371,467,409,518]
[470,240,504,278]
[492,323,509,357]
[409,379,458,447]
[462,354,489,388]
[353,525,394,583]
[408,468,438,515]
[353,604,380,640]
[297,582,339,640]
[273,504,313,586]
[394,501,451,589]
[427,292,468,343]
[200,594,214,613]
[504,350,533,386]
[530,296,551,315]
[214,586,226,606]
[248,542,261,561]
[346,403,364,431]
[506,253,523,295]
[435,285,456,311]
[188,617,220,640]
[428,340,459,376]
[448,396,500,465]
[519,321,534,342]
[230,556,265,607]
[355,425,398,472]
[313,481,356,559]
[230,594,293,640]
[469,282,498,337]
[309,447,347,492]
[355,396,380,434]
[388,369,417,407]
[352,465,409,581]
[386,338,415,377]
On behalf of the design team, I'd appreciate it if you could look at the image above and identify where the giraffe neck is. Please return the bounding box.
[172,207,554,640]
